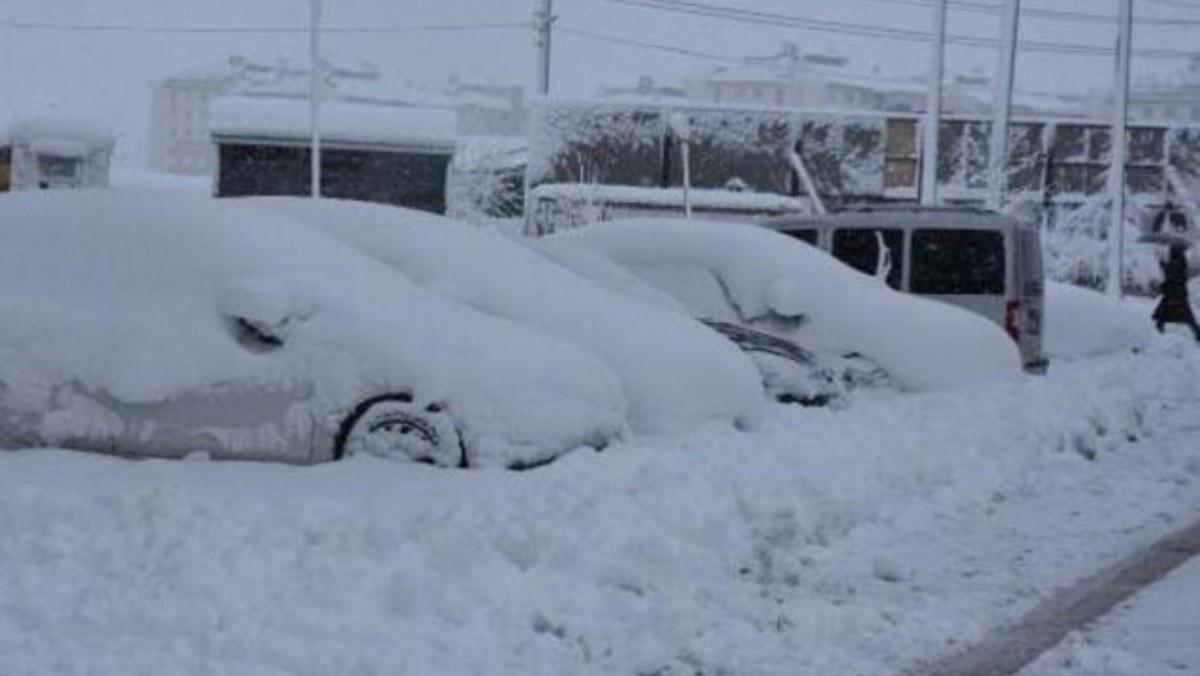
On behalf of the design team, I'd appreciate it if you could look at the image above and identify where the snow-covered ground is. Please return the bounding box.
[1020,556,1200,676]
[3,333,1200,674]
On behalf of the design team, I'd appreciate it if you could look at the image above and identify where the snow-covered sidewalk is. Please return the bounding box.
[2,338,1200,674]
[1021,555,1200,675]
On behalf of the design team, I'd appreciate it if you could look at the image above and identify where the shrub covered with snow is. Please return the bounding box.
[1039,195,1165,296]
[545,218,1022,391]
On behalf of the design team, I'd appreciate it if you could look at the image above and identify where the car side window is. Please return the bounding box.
[909,228,1006,295]
[831,228,905,290]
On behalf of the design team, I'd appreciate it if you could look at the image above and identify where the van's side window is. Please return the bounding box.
[910,229,1005,295]
[831,228,905,290]
[785,229,819,246]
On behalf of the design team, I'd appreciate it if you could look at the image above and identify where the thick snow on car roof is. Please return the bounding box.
[550,218,1022,391]
[252,197,766,434]
[0,190,626,466]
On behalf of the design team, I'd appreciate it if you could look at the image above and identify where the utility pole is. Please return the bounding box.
[309,0,323,198]
[987,0,1020,212]
[533,0,555,96]
[1108,0,1133,298]
[920,0,948,206]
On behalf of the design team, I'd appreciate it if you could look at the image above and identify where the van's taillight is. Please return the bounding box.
[1005,301,1021,342]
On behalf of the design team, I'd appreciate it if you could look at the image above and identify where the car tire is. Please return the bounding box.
[333,392,465,468]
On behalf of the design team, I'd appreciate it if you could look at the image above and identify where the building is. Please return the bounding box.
[152,57,527,176]
[210,97,458,213]
[0,117,114,191]
[149,57,248,175]
[1090,55,1200,125]
[680,42,1085,119]
[598,76,689,103]
[150,57,385,175]
[530,99,1198,213]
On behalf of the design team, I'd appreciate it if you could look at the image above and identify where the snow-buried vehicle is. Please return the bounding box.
[0,191,761,469]
[538,218,1023,393]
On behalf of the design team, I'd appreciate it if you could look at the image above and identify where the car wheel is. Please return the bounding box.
[333,392,465,467]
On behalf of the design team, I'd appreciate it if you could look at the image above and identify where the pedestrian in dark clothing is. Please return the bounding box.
[1152,243,1200,341]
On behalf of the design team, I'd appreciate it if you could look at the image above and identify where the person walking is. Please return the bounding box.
[1152,242,1200,341]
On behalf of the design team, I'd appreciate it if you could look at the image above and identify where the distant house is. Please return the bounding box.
[0,118,114,192]
[151,56,387,176]
[210,97,458,213]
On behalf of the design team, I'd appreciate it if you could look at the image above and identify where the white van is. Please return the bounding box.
[761,205,1047,373]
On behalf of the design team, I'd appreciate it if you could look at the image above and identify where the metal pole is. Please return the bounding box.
[534,0,554,96]
[1108,0,1133,298]
[681,139,692,219]
[921,0,948,206]
[309,0,322,198]
[987,0,1020,212]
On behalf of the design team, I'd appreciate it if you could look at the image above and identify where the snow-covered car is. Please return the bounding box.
[0,190,637,469]
[698,320,893,405]
[537,218,1023,392]
[249,197,765,434]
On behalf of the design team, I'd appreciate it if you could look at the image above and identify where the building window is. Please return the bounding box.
[884,118,919,192]
[1049,124,1166,198]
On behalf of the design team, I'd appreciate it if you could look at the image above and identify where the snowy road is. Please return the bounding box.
[2,338,1200,674]
[1020,545,1200,675]
[914,517,1200,676]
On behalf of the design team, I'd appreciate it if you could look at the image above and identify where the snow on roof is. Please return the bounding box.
[531,183,809,213]
[210,96,459,150]
[29,139,90,158]
[0,115,114,147]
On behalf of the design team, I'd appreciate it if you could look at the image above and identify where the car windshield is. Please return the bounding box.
[910,228,1006,295]
[831,227,905,290]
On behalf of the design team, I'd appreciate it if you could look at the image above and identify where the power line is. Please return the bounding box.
[585,0,1200,58]
[0,19,528,35]
[560,25,739,63]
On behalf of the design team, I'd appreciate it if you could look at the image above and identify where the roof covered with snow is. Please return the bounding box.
[0,114,114,148]
[210,96,459,150]
[530,183,810,213]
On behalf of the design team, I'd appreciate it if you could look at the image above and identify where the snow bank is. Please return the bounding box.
[253,198,765,434]
[1045,282,1155,359]
[3,343,1198,675]
[549,218,1022,391]
[0,190,626,466]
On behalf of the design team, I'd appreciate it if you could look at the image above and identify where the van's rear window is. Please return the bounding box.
[831,228,905,290]
[910,229,1005,295]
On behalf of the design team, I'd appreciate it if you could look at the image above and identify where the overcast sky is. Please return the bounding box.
[3,0,1197,164]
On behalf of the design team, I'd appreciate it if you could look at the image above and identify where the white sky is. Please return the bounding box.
[2,0,1197,164]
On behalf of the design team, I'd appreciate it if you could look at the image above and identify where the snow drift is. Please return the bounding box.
[1044,282,1155,359]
